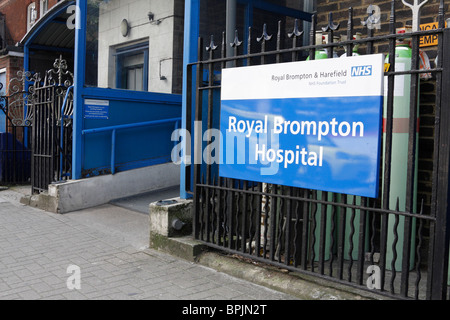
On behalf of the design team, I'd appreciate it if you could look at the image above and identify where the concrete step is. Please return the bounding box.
[150,234,207,262]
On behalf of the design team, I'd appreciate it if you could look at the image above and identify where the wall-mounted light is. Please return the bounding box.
[148,12,161,25]
[120,19,130,37]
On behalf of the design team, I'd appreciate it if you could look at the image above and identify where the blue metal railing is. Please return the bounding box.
[82,117,181,174]
[60,85,74,180]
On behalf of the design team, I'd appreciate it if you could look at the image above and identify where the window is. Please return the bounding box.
[114,42,149,91]
[40,0,48,17]
[27,3,37,31]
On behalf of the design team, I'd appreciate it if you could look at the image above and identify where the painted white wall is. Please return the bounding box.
[98,0,175,93]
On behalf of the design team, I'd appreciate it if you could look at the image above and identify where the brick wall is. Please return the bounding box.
[315,0,448,264]
[0,0,61,90]
[0,0,59,46]
[315,0,448,213]
[316,0,449,40]
[0,0,59,134]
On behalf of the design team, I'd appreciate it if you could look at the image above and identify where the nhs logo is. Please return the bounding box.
[351,65,373,77]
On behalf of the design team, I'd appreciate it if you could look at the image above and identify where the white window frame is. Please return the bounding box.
[0,68,6,95]
[113,42,149,92]
[27,2,37,31]
[40,0,48,17]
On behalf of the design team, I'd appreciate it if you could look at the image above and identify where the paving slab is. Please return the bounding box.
[0,186,298,301]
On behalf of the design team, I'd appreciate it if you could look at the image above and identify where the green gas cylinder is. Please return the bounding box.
[307,33,338,61]
[307,50,329,60]
[305,32,333,262]
[338,33,371,261]
[306,33,368,262]
[306,34,340,262]
[382,29,418,272]
[340,33,362,58]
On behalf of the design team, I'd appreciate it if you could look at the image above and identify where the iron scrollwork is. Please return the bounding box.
[0,56,74,128]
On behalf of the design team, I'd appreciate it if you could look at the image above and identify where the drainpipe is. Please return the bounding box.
[226,0,236,68]
[303,0,315,48]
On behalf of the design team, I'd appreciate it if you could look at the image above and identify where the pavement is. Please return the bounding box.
[0,185,299,301]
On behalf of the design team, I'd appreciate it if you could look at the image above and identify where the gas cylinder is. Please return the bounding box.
[338,32,369,261]
[307,32,337,60]
[340,33,362,57]
[305,31,332,261]
[383,27,418,271]
[306,32,341,262]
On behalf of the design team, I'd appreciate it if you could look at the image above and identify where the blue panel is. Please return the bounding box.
[0,113,5,133]
[236,0,312,21]
[73,0,88,179]
[81,88,182,176]
[0,99,5,133]
[180,0,200,198]
[219,96,383,198]
[250,0,312,21]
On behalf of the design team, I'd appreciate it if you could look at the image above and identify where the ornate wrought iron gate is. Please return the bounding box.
[185,2,450,300]
[0,71,35,185]
[30,57,74,194]
[0,57,73,193]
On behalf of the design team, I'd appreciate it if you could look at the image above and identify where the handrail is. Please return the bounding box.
[82,117,181,135]
[82,117,181,174]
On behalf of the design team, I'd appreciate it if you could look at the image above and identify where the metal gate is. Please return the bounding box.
[185,2,450,300]
[30,57,74,194]
[0,71,35,185]
[0,57,73,193]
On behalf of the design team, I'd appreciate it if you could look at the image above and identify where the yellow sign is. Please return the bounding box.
[420,22,447,47]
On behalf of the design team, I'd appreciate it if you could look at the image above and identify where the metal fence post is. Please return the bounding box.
[431,27,450,300]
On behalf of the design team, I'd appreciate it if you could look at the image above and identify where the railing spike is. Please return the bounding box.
[206,35,218,52]
[390,0,396,34]
[257,23,272,42]
[439,0,445,28]
[288,19,304,38]
[322,12,340,32]
[230,30,242,48]
[221,31,226,59]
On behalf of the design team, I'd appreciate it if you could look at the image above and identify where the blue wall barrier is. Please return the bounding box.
[80,88,181,177]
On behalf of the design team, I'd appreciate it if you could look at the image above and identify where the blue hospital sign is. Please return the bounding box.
[219,54,385,198]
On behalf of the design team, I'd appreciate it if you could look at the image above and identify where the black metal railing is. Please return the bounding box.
[185,1,450,300]
[0,75,34,185]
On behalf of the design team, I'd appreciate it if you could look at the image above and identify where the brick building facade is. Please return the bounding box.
[0,0,60,94]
